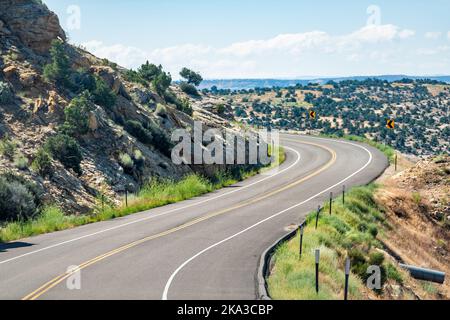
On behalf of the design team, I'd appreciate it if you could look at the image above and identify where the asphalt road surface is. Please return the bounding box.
[0,135,388,300]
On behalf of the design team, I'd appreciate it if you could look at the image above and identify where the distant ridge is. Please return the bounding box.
[198,75,450,90]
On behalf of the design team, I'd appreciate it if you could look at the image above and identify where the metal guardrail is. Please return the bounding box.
[399,264,446,284]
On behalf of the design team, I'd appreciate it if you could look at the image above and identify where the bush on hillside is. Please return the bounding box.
[180,82,199,97]
[43,39,71,86]
[0,135,17,160]
[32,148,53,177]
[0,81,14,104]
[0,173,42,221]
[61,91,94,136]
[92,76,116,109]
[45,134,83,175]
[179,68,203,86]
[124,120,153,145]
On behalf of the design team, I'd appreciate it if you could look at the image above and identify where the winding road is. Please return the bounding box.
[0,134,388,300]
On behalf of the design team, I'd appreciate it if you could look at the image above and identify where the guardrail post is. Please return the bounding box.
[315,206,321,230]
[344,258,351,300]
[342,185,345,205]
[329,192,333,215]
[395,153,398,172]
[315,249,320,294]
[299,224,304,259]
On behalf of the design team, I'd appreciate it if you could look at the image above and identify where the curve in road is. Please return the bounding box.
[0,135,388,300]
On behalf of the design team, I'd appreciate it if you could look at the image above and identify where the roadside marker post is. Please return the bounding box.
[342,185,346,205]
[125,189,128,207]
[315,249,320,294]
[395,153,398,172]
[344,258,351,300]
[101,194,105,211]
[299,224,304,259]
[315,206,321,230]
[329,192,333,215]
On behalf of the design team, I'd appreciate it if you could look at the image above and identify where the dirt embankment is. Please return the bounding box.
[376,155,450,299]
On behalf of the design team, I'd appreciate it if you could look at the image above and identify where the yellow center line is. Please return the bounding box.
[22,140,336,300]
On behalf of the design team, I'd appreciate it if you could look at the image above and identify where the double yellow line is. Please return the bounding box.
[23,140,336,300]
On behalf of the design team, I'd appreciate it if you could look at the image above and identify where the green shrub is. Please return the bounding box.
[133,149,145,169]
[152,71,172,95]
[180,82,200,96]
[71,68,96,93]
[43,39,71,86]
[386,263,404,284]
[138,62,162,82]
[176,98,193,116]
[147,122,173,157]
[32,148,53,177]
[0,135,17,160]
[61,91,94,136]
[124,69,147,86]
[14,153,29,170]
[179,68,203,86]
[124,120,153,144]
[119,153,134,173]
[368,252,385,266]
[0,175,39,221]
[0,81,14,104]
[92,76,116,109]
[45,134,83,175]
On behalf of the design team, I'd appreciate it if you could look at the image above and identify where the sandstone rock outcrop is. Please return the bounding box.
[0,0,66,53]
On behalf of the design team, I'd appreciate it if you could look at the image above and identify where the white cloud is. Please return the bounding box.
[81,24,441,79]
[425,31,442,39]
[417,46,450,56]
[83,40,147,68]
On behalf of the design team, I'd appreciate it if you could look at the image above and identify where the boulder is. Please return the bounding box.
[88,112,99,131]
[0,0,66,54]
[3,65,17,79]
[19,71,38,87]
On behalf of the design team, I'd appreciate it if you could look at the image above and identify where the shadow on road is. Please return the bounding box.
[0,242,34,253]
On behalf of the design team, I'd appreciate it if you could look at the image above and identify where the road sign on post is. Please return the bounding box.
[309,110,316,119]
[386,119,395,129]
[344,258,351,300]
[315,249,320,294]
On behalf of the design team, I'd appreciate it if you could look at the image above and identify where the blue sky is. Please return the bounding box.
[44,0,450,79]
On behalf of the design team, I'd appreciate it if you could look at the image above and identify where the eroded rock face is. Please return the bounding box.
[0,0,66,53]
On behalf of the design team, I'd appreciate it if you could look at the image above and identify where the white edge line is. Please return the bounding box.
[161,139,374,300]
[0,146,301,265]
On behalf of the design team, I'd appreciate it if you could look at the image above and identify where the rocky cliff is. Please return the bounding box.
[0,0,237,215]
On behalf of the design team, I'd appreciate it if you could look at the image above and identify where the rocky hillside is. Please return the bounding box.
[0,0,237,216]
